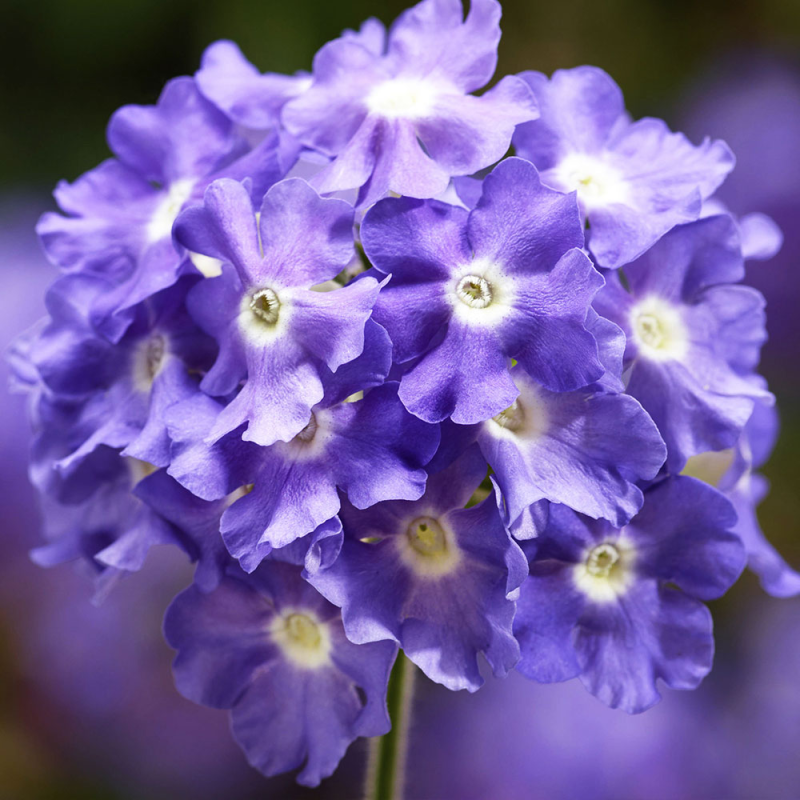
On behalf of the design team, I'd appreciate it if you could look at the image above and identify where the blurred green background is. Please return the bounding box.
[1,0,799,797]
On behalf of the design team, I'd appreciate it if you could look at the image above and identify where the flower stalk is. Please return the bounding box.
[365,653,416,800]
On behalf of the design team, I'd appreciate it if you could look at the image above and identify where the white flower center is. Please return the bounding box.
[629,295,688,362]
[147,178,195,243]
[492,399,525,432]
[489,380,550,440]
[450,259,514,326]
[250,288,281,325]
[238,286,291,345]
[573,539,635,603]
[366,77,439,120]
[456,275,493,309]
[551,152,630,210]
[398,515,461,578]
[585,543,620,578]
[407,516,447,556]
[280,409,332,462]
[271,611,331,669]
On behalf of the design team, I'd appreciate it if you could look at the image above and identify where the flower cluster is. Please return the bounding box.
[13,0,798,787]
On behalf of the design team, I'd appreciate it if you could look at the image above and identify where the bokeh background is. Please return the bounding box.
[1,0,799,797]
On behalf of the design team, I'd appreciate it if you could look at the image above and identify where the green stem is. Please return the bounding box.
[365,653,416,800]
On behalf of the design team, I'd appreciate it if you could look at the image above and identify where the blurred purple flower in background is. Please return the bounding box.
[682,54,800,382]
[410,594,800,800]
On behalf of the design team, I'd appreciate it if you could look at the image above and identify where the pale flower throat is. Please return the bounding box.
[573,539,635,603]
[585,543,620,578]
[492,399,525,432]
[250,287,281,325]
[366,77,439,120]
[629,295,688,362]
[456,275,493,309]
[271,611,331,669]
[295,413,318,443]
[133,333,168,392]
[400,515,461,577]
[407,516,448,556]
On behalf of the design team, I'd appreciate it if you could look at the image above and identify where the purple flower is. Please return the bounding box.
[361,157,604,424]
[513,66,735,269]
[514,477,745,713]
[195,40,311,173]
[174,176,383,446]
[308,447,527,691]
[282,0,538,206]
[37,78,283,327]
[593,213,772,470]
[164,561,396,786]
[220,382,439,571]
[29,274,215,470]
[682,394,800,597]
[437,365,666,528]
[165,377,440,573]
[132,468,236,593]
[30,437,182,599]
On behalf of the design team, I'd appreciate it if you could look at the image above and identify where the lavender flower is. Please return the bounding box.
[513,66,734,269]
[164,561,396,786]
[437,364,666,528]
[682,395,800,597]
[282,0,538,206]
[593,213,772,470]
[174,176,382,446]
[37,78,283,330]
[514,477,745,712]
[308,449,527,691]
[362,157,603,424]
[30,274,215,469]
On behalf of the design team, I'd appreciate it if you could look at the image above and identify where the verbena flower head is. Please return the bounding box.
[10,0,793,788]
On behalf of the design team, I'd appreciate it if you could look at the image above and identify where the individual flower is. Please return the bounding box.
[174,176,383,446]
[131,468,237,593]
[195,40,312,174]
[37,77,283,329]
[308,447,527,691]
[681,394,800,597]
[514,476,746,713]
[437,364,666,528]
[164,561,396,786]
[361,157,604,424]
[165,377,440,573]
[513,66,735,269]
[30,436,182,599]
[593,213,772,470]
[282,0,538,206]
[29,274,215,470]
